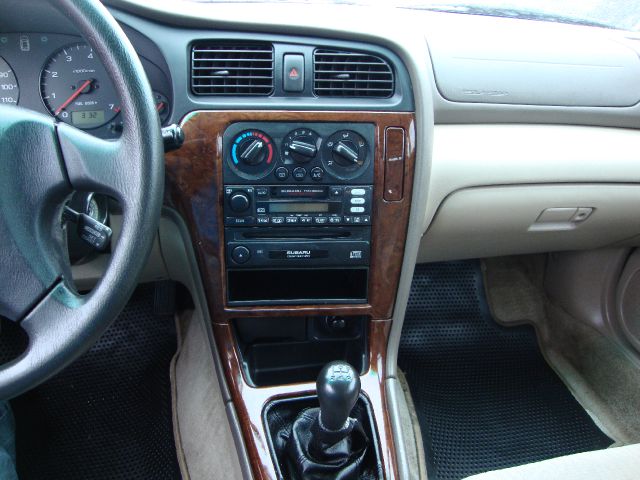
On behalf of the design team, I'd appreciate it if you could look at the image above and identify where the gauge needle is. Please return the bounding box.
[156,102,165,112]
[54,79,93,116]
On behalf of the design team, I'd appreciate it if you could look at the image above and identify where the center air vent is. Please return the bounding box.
[191,42,274,96]
[313,49,394,98]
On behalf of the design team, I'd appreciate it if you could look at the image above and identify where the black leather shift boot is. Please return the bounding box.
[264,396,382,480]
[286,407,368,480]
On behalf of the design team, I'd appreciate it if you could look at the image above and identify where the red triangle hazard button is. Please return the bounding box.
[283,55,304,92]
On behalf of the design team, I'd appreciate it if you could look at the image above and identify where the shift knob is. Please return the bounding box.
[316,361,360,431]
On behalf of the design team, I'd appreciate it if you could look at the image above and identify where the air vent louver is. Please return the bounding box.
[313,49,394,98]
[191,42,274,96]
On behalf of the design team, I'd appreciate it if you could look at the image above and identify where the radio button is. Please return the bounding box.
[314,217,328,224]
[256,216,270,224]
[343,216,353,223]
[293,167,307,181]
[350,197,365,205]
[231,246,251,264]
[351,188,366,196]
[256,187,269,199]
[225,216,255,226]
[300,216,313,224]
[362,215,371,224]
[271,216,285,224]
[328,216,342,224]
[330,187,343,198]
[275,167,289,181]
[285,216,299,224]
[350,206,365,213]
[352,216,364,224]
[310,167,324,181]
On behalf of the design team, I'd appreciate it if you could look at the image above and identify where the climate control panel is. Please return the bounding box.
[222,122,374,185]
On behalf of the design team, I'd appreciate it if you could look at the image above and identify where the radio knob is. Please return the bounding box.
[230,192,251,212]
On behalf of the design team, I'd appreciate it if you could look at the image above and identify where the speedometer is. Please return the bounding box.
[0,56,19,105]
[40,42,119,129]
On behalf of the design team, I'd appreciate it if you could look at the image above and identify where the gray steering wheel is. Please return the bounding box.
[0,0,164,399]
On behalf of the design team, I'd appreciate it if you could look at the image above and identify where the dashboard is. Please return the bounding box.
[5,1,640,479]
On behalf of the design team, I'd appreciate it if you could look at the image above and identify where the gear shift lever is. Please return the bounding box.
[317,361,361,431]
[285,361,370,478]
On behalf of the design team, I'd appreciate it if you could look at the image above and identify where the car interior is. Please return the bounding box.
[1,0,640,479]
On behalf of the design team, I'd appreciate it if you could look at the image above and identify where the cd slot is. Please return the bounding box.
[241,229,352,240]
[227,226,368,242]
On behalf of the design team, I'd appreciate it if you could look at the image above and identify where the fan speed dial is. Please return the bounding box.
[282,129,321,164]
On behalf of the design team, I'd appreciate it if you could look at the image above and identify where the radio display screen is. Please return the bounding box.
[269,202,330,213]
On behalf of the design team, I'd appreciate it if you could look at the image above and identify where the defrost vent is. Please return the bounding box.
[191,42,275,95]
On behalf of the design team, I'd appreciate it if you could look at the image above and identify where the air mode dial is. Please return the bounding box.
[228,130,276,180]
[322,130,368,180]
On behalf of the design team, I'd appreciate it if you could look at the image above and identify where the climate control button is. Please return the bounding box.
[275,167,289,181]
[310,167,324,181]
[293,167,307,181]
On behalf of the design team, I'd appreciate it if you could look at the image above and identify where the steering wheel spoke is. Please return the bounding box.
[0,283,85,397]
[0,106,73,323]
[56,123,133,205]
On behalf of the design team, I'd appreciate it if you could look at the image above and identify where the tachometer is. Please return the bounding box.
[40,42,119,129]
[0,56,19,105]
[153,91,170,125]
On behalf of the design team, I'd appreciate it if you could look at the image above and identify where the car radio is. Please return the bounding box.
[222,121,374,305]
[223,185,372,227]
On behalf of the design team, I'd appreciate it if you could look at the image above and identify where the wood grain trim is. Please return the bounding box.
[213,319,397,480]
[164,110,415,323]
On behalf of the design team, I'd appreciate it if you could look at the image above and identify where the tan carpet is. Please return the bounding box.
[172,310,244,480]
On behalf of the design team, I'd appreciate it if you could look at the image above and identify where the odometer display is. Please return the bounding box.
[40,43,119,129]
[71,110,105,126]
[0,56,19,105]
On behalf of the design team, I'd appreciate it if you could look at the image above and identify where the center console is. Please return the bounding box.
[222,122,374,305]
[165,110,415,479]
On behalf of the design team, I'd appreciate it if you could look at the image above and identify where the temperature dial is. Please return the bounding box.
[282,129,321,164]
[229,130,276,180]
[323,130,368,180]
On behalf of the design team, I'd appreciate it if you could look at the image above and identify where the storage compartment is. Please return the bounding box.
[419,184,640,262]
[233,316,368,387]
[227,268,368,305]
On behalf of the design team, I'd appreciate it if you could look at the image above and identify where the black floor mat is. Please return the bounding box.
[11,284,182,480]
[398,261,613,480]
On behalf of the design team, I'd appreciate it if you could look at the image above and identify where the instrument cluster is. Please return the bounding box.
[0,32,172,139]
